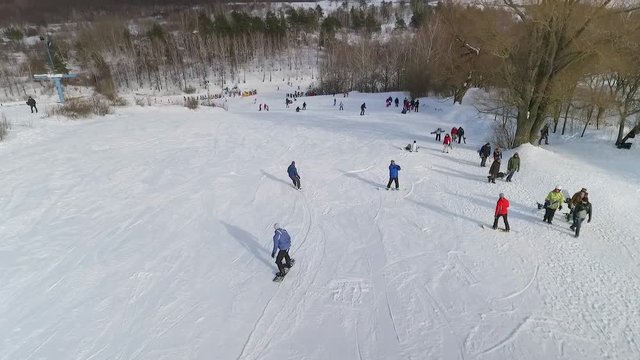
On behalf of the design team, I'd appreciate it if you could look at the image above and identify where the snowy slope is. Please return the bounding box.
[0,90,639,360]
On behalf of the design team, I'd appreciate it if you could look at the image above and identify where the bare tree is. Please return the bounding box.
[484,0,616,146]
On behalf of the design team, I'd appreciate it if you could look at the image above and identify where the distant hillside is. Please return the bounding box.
[0,0,314,25]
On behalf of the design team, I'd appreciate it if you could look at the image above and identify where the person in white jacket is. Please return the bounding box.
[404,140,418,152]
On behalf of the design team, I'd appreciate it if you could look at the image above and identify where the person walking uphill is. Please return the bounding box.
[479,143,491,167]
[272,223,293,277]
[488,158,501,183]
[386,160,401,190]
[27,96,37,113]
[493,146,503,161]
[543,185,564,224]
[442,133,452,153]
[505,153,520,182]
[567,187,587,220]
[457,126,465,144]
[287,161,301,190]
[570,197,592,237]
[539,124,550,145]
[492,193,510,231]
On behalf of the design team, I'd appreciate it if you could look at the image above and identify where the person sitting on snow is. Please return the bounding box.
[404,140,418,152]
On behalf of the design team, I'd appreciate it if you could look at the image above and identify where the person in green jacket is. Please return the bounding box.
[505,153,520,182]
[543,185,565,224]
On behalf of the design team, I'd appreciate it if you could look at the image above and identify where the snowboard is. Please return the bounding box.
[480,224,514,233]
[377,187,403,191]
[273,258,296,282]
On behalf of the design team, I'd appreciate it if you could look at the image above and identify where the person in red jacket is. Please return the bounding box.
[492,193,510,231]
[442,133,452,153]
[451,127,458,142]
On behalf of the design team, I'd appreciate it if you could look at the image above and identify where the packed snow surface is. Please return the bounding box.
[0,90,639,360]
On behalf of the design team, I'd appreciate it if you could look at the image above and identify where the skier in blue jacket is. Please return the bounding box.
[386,160,401,190]
[287,161,301,189]
[272,223,293,276]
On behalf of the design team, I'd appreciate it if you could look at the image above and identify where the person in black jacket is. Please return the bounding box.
[27,96,38,113]
[457,127,465,143]
[569,197,592,237]
[287,161,301,190]
[479,143,491,167]
[488,158,501,183]
[538,124,550,145]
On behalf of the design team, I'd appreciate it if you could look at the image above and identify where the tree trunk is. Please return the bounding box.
[616,113,627,145]
[552,102,562,133]
[561,103,571,135]
[581,106,594,137]
[595,106,605,130]
[513,109,532,146]
[619,124,640,145]
[453,86,469,104]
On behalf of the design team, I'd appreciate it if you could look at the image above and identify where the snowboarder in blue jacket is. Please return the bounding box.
[287,161,301,189]
[272,223,292,276]
[386,160,401,190]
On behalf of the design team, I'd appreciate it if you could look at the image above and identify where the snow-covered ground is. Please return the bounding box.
[0,89,639,360]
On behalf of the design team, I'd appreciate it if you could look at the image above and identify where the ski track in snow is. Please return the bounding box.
[0,90,639,359]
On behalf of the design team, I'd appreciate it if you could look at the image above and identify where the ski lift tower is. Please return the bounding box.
[33,36,78,104]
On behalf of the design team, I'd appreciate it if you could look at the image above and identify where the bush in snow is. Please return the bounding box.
[183,86,196,94]
[4,27,23,41]
[50,96,112,119]
[184,97,199,110]
[134,97,147,107]
[491,119,517,149]
[110,97,128,107]
[0,113,11,141]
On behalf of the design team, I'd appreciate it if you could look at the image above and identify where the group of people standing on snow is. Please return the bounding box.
[455,125,592,237]
[429,126,465,154]
[384,96,420,114]
[538,186,592,237]
[478,143,520,183]
[401,98,419,114]
[491,174,592,237]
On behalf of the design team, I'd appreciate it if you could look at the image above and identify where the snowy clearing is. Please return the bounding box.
[0,90,639,360]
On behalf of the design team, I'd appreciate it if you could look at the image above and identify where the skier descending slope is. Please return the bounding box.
[386,160,401,190]
[272,223,294,282]
[287,161,301,190]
